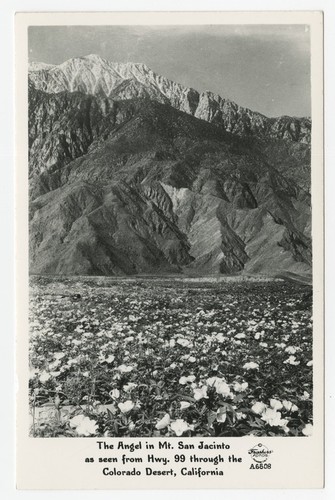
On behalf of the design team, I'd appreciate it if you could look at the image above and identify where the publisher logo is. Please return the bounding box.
[248,443,273,463]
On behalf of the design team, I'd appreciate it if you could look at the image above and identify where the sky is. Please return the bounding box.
[28,25,311,118]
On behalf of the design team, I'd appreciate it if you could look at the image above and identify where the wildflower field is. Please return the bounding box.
[29,275,313,438]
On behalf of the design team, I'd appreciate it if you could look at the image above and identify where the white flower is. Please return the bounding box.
[48,359,61,370]
[233,381,248,392]
[251,402,267,415]
[179,375,196,385]
[169,339,176,348]
[261,408,288,428]
[39,371,51,383]
[69,415,98,436]
[307,360,313,367]
[301,391,310,401]
[206,376,230,396]
[177,338,191,347]
[123,383,137,393]
[169,363,177,369]
[170,419,194,436]
[110,388,120,400]
[53,352,65,360]
[105,355,115,364]
[207,376,221,387]
[193,386,208,401]
[216,333,226,343]
[235,333,246,339]
[216,407,227,423]
[155,413,170,430]
[181,355,190,361]
[214,380,231,397]
[302,423,313,436]
[270,399,283,411]
[285,346,297,354]
[118,401,134,414]
[29,367,38,379]
[236,412,247,420]
[282,400,299,412]
[283,356,300,366]
[243,362,259,370]
[189,356,196,363]
[180,401,191,410]
[117,364,134,373]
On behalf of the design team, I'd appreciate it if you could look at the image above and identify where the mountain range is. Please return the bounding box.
[28,55,312,277]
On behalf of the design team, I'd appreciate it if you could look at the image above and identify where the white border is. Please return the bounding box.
[1,0,334,498]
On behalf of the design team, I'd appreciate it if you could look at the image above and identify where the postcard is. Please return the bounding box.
[15,10,324,489]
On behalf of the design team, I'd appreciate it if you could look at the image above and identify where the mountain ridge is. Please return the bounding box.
[29,55,311,144]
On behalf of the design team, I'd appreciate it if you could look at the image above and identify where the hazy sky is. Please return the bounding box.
[28,25,310,118]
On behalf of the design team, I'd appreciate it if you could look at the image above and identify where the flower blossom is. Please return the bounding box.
[283,356,300,366]
[110,388,120,400]
[180,401,191,410]
[123,383,137,393]
[236,412,247,421]
[215,380,231,397]
[261,408,288,428]
[233,381,248,393]
[282,400,299,412]
[251,402,267,415]
[53,352,65,360]
[118,401,134,414]
[69,415,98,436]
[216,408,227,423]
[235,333,246,339]
[207,377,231,396]
[105,354,115,364]
[117,364,134,373]
[302,423,313,436]
[301,391,310,401]
[193,386,208,401]
[155,413,170,430]
[270,399,283,411]
[179,375,196,385]
[39,371,51,383]
[243,362,259,370]
[177,338,191,347]
[285,346,297,354]
[170,419,194,436]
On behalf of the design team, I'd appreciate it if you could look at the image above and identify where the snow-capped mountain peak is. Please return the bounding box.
[28,54,311,143]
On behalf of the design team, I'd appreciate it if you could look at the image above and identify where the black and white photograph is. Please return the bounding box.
[26,22,317,440]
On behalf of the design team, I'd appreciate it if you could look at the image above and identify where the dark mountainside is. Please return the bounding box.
[28,56,312,277]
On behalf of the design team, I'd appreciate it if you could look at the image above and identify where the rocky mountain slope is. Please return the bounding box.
[28,57,312,277]
[29,55,311,144]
